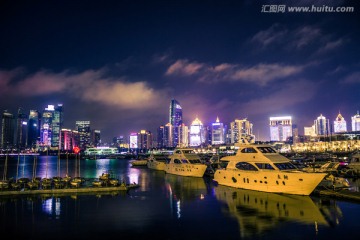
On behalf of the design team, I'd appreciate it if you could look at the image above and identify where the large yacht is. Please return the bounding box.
[164,148,207,177]
[213,141,327,195]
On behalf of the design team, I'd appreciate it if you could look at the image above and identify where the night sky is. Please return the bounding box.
[1,0,359,142]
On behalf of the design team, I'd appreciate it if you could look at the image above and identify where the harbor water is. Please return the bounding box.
[1,155,360,240]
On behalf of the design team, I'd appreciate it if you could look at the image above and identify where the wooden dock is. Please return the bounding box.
[312,188,360,202]
[0,184,139,197]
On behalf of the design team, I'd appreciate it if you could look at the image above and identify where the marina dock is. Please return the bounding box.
[0,184,140,197]
[312,188,360,202]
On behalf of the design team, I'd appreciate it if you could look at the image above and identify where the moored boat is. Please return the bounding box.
[164,148,207,177]
[147,154,170,171]
[213,141,327,195]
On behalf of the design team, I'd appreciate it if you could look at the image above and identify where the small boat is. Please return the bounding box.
[131,159,148,167]
[213,140,327,195]
[147,154,170,171]
[302,161,350,189]
[164,148,207,177]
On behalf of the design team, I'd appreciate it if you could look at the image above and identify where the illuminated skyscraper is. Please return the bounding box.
[28,110,40,148]
[164,123,173,148]
[51,104,63,149]
[231,118,253,143]
[157,125,165,148]
[189,117,205,147]
[137,130,153,151]
[314,114,330,136]
[212,117,224,145]
[178,123,189,147]
[352,111,360,131]
[333,112,347,133]
[269,116,292,142]
[40,105,54,147]
[91,130,101,147]
[169,99,182,147]
[1,110,14,149]
[76,120,91,150]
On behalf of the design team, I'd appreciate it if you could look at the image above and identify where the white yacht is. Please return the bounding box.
[147,154,170,171]
[213,142,327,195]
[164,148,207,177]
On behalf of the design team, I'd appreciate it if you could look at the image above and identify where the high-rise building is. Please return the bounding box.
[189,117,205,147]
[178,123,189,147]
[269,116,292,142]
[27,110,40,149]
[92,130,101,147]
[61,129,79,151]
[169,99,182,147]
[231,118,254,143]
[157,125,165,148]
[1,110,15,149]
[212,117,224,145]
[333,112,347,133]
[164,123,173,148]
[15,107,28,149]
[76,121,91,150]
[352,111,360,131]
[137,130,153,151]
[40,105,54,147]
[51,104,63,148]
[314,114,330,136]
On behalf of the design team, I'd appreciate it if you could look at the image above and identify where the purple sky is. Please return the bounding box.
[1,0,359,142]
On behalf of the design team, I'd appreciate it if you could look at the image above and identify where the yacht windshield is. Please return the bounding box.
[257,147,277,153]
[235,162,258,171]
[274,162,298,170]
[182,150,196,154]
[189,159,202,164]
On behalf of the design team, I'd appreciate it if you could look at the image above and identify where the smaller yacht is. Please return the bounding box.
[147,154,170,171]
[164,148,207,177]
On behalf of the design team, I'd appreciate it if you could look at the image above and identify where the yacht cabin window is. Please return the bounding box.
[181,159,189,164]
[257,147,277,153]
[189,159,201,164]
[174,159,182,164]
[175,150,181,154]
[182,150,196,154]
[240,148,257,153]
[235,162,258,171]
[274,162,297,170]
[255,163,275,170]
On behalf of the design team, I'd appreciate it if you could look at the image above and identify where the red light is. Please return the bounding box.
[73,146,80,154]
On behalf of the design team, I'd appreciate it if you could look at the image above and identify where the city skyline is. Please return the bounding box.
[1,0,359,142]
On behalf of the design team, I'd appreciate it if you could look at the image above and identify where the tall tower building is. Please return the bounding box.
[333,112,347,133]
[231,118,254,143]
[28,110,40,149]
[169,99,182,147]
[51,104,63,149]
[314,114,329,136]
[40,105,54,147]
[137,130,153,151]
[76,121,91,150]
[15,107,28,149]
[91,130,101,147]
[189,117,205,147]
[269,116,292,142]
[178,123,189,147]
[157,125,165,148]
[164,123,173,148]
[1,110,15,149]
[352,111,360,131]
[212,117,224,145]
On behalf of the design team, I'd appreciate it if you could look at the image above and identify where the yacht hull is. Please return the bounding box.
[165,164,207,177]
[147,161,166,171]
[213,169,326,195]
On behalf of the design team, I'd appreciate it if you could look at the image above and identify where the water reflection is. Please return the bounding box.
[165,174,208,219]
[214,185,341,238]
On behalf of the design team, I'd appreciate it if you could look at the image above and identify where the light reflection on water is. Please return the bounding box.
[0,156,359,239]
